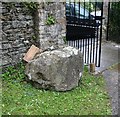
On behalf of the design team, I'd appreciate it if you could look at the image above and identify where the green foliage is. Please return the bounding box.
[2,63,111,115]
[22,2,38,14]
[32,35,37,40]
[109,2,120,43]
[1,62,25,82]
[45,15,56,25]
[79,2,95,12]
[63,36,67,44]
[83,65,89,72]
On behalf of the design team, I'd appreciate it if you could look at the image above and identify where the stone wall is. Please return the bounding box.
[0,2,66,68]
[1,2,38,68]
[38,2,66,50]
[102,1,109,40]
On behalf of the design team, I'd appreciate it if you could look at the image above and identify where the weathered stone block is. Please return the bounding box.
[25,46,84,91]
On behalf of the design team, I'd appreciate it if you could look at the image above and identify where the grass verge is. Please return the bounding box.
[1,63,111,115]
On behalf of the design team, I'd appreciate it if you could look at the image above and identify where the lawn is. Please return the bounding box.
[1,62,111,115]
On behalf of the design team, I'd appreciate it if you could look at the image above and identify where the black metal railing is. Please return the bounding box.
[66,1,103,67]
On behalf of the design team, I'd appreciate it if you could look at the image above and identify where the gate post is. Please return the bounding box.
[90,63,95,73]
[37,2,66,50]
[103,0,109,40]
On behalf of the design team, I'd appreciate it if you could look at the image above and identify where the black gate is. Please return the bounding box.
[66,1,103,67]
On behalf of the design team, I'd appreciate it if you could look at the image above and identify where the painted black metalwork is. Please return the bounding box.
[66,0,103,67]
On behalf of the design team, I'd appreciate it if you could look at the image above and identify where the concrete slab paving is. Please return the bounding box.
[96,41,119,72]
[103,69,119,115]
[95,41,119,115]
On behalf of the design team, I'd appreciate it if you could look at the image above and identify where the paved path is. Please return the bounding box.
[96,41,119,115]
[96,41,119,72]
[103,67,119,115]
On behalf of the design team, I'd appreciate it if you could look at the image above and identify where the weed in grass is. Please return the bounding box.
[2,62,25,82]
[2,64,112,115]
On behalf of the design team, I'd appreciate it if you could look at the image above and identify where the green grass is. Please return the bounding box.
[1,63,111,115]
[0,68,2,116]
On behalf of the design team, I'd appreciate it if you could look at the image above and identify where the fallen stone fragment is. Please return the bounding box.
[23,45,42,62]
[25,46,84,91]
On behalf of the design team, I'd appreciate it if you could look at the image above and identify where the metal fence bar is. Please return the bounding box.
[95,26,99,66]
[98,2,103,67]
[92,2,97,64]
[87,0,91,64]
[66,1,103,67]
[84,2,87,63]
